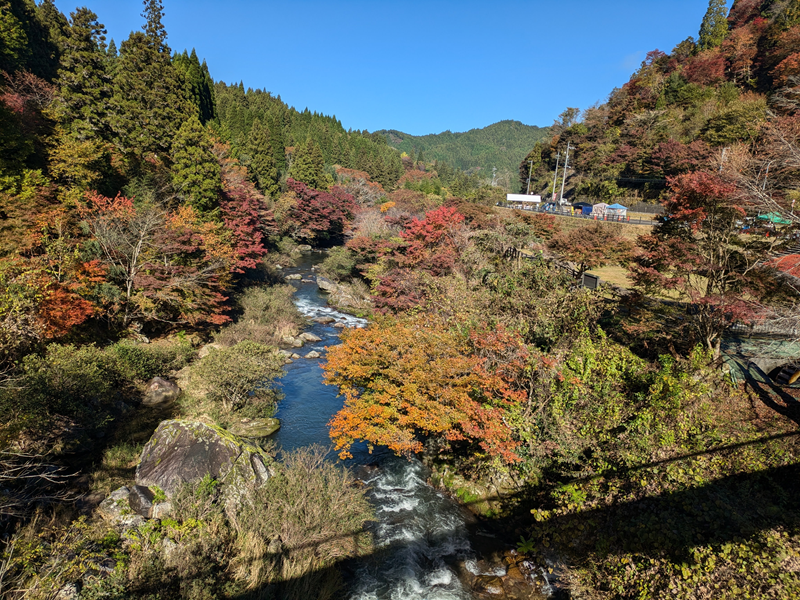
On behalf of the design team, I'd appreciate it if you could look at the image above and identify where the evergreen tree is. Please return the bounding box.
[0,1,28,74]
[173,48,215,124]
[289,137,325,189]
[2,0,66,80]
[142,0,167,53]
[698,0,729,51]
[109,0,190,167]
[54,8,111,141]
[171,114,221,213]
[199,57,216,123]
[246,120,279,198]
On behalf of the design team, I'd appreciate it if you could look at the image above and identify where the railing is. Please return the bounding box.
[499,203,658,226]
[728,322,799,338]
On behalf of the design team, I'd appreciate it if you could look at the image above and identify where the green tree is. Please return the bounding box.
[173,48,216,124]
[171,114,221,213]
[289,137,325,189]
[245,120,279,198]
[698,0,729,51]
[269,115,286,173]
[0,1,29,74]
[53,8,111,140]
[109,0,190,166]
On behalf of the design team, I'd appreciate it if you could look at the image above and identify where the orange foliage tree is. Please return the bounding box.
[323,314,529,463]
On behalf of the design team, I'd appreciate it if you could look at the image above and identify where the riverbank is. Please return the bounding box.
[0,251,380,600]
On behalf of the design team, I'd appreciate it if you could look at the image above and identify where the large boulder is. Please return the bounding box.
[142,377,181,407]
[136,420,272,502]
[316,276,338,293]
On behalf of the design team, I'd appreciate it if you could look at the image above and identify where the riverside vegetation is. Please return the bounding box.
[1,0,800,599]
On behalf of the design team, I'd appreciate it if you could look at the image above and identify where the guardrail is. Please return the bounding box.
[499,204,658,226]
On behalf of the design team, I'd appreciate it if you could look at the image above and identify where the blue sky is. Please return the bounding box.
[51,0,728,135]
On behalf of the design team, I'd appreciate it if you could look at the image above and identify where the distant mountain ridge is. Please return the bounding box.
[376,120,551,178]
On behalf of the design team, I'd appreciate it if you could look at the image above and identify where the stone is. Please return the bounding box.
[281,335,303,348]
[473,575,504,595]
[282,336,304,348]
[284,358,293,365]
[333,322,346,329]
[296,244,313,253]
[162,537,178,559]
[142,377,181,407]
[299,332,322,342]
[198,343,223,359]
[301,279,314,283]
[316,276,338,293]
[274,264,283,269]
[314,317,336,324]
[228,417,281,438]
[304,351,321,359]
[55,583,79,600]
[291,353,301,359]
[136,420,272,501]
[285,274,302,281]
[96,486,131,522]
[128,484,154,518]
[97,486,146,532]
[152,501,173,519]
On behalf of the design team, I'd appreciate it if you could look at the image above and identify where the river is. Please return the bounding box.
[272,255,528,600]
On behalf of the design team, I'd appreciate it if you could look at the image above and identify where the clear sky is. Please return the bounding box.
[51,0,728,136]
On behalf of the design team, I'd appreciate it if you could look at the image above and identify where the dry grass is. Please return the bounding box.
[215,285,304,348]
[90,441,143,494]
[589,265,633,288]
[551,214,653,240]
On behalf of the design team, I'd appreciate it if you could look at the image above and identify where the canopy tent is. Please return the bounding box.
[757,212,793,225]
[607,203,628,217]
[506,194,541,203]
[591,203,609,215]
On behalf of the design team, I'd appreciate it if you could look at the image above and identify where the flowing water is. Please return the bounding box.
[272,256,484,599]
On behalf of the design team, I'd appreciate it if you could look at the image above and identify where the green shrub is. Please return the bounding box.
[215,284,303,348]
[318,247,357,281]
[111,338,194,382]
[191,341,284,415]
[9,344,126,431]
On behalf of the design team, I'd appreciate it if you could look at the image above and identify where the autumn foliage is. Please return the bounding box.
[324,314,529,463]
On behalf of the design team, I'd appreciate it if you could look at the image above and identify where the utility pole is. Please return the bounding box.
[526,160,534,194]
[551,151,561,202]
[559,141,571,205]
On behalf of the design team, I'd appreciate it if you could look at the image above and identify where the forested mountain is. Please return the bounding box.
[214,83,404,190]
[520,0,800,209]
[378,120,550,181]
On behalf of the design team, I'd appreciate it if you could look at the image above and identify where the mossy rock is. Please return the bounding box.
[228,417,280,439]
[136,420,273,502]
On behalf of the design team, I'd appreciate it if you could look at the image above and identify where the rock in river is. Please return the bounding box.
[136,420,272,502]
[316,276,338,293]
[228,417,280,439]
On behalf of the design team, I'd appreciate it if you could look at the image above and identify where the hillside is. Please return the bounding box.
[519,0,800,214]
[377,120,550,181]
